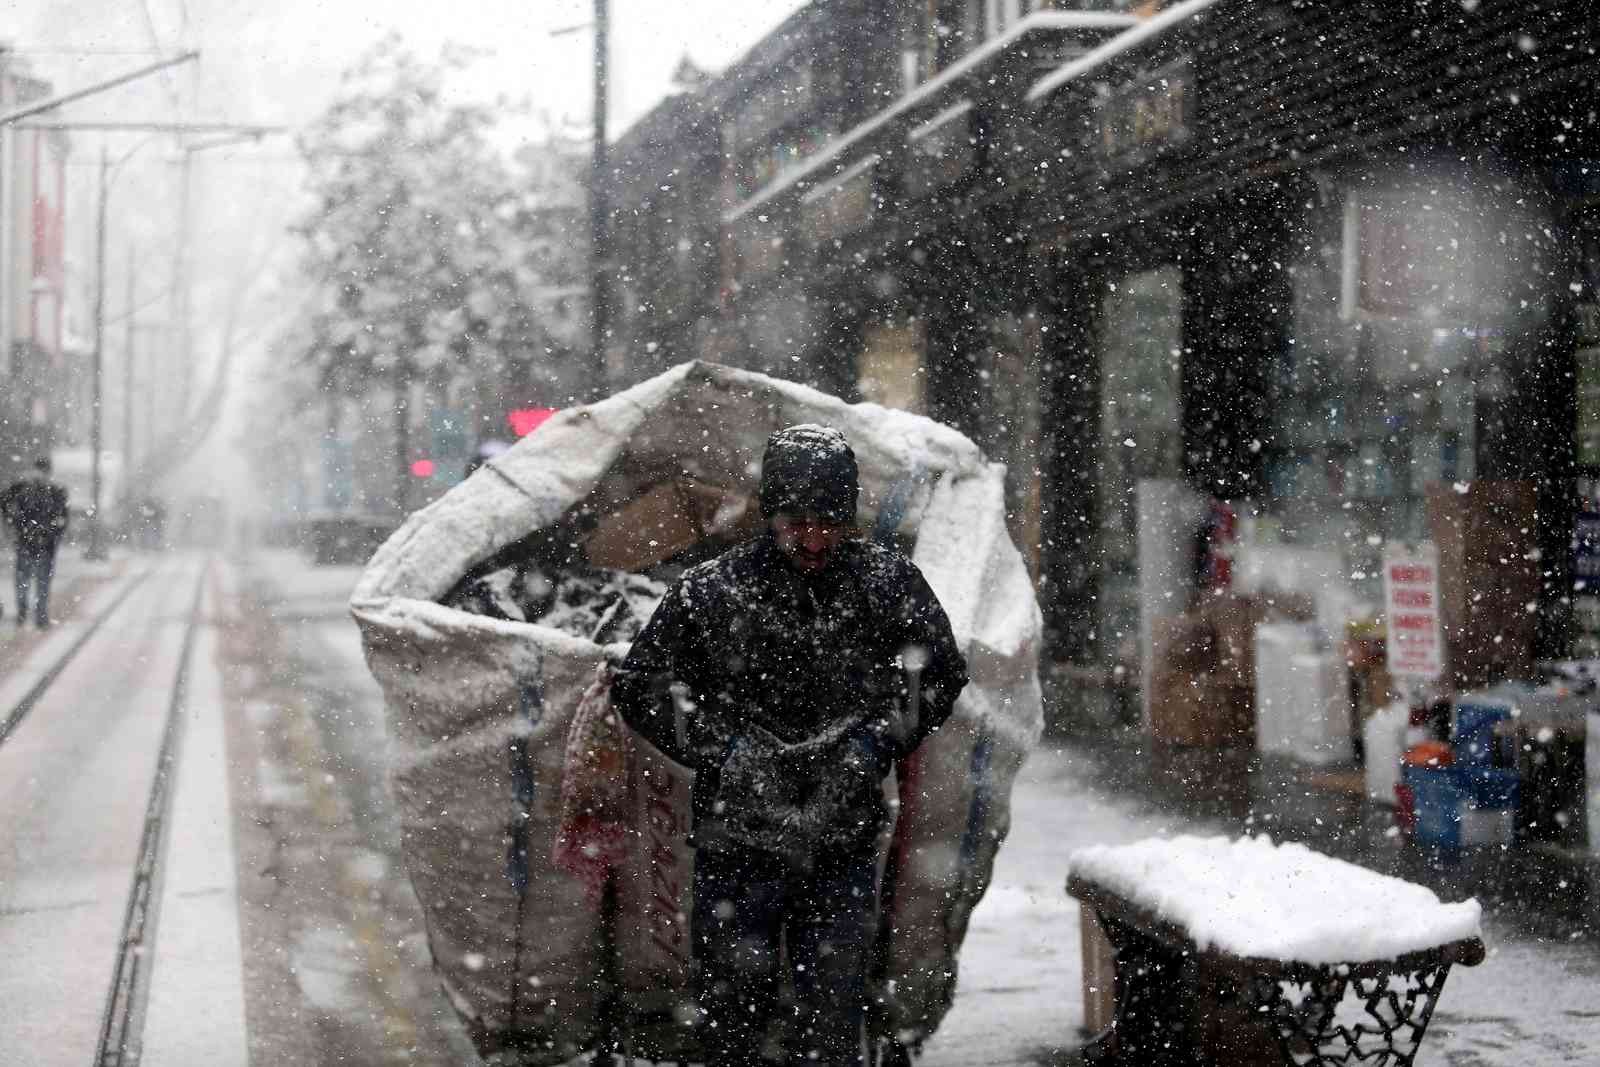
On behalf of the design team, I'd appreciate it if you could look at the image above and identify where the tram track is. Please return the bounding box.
[0,565,155,747]
[92,559,211,1067]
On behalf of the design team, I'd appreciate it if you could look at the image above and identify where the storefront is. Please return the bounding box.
[1022,0,1600,734]
[1263,162,1564,607]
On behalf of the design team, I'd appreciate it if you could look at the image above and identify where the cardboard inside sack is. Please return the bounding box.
[442,448,924,604]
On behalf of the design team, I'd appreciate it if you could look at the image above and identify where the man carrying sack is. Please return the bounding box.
[612,424,967,1067]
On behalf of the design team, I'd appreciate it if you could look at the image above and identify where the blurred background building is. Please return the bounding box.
[0,51,72,484]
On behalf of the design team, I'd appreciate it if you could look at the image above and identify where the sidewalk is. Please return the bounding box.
[1005,731,1600,1065]
[1050,729,1600,948]
[0,545,132,669]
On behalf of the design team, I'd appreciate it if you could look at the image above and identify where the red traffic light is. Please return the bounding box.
[410,459,436,478]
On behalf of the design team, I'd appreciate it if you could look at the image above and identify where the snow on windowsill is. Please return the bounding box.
[1070,834,1483,965]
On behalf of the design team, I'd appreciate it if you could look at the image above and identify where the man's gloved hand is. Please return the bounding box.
[789,732,885,848]
[862,667,918,755]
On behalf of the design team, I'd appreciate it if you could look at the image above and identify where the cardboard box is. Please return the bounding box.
[1151,671,1253,748]
[1200,592,1316,691]
[1150,613,1216,685]
[1426,481,1538,690]
[584,481,702,571]
[1202,594,1257,689]
[1346,637,1396,722]
[1201,594,1265,690]
[680,481,763,540]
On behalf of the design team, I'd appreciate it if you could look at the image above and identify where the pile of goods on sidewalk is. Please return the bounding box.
[350,361,1044,1065]
[1371,664,1600,854]
[1144,474,1600,860]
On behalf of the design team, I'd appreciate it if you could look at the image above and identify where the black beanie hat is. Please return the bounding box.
[758,424,859,524]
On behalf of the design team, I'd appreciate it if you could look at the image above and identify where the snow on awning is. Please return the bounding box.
[1027,0,1224,105]
[1070,834,1483,965]
[724,10,1136,224]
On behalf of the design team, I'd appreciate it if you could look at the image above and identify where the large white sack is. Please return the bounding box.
[351,360,1043,1062]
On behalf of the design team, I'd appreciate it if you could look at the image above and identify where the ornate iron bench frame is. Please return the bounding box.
[1068,873,1486,1067]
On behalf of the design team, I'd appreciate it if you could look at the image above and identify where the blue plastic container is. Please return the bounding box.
[1459,767,1520,847]
[1404,763,1464,850]
[1453,699,1515,768]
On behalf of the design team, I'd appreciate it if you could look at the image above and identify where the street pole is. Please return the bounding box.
[89,147,109,560]
[589,0,610,400]
[123,245,136,503]
[172,152,193,421]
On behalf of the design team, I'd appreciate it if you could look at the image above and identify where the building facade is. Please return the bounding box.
[607,0,1600,727]
[0,55,70,481]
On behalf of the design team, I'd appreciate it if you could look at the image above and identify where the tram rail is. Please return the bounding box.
[0,565,155,747]
[93,560,210,1067]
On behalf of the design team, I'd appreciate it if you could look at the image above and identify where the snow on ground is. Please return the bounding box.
[929,746,1600,1066]
[918,747,1215,1065]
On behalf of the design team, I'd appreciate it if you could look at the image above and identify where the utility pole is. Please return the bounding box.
[172,152,193,419]
[123,245,136,498]
[89,147,109,560]
[589,0,610,399]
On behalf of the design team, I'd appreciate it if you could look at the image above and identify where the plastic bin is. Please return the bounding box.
[1452,698,1516,768]
[1404,763,1463,851]
[1460,767,1519,847]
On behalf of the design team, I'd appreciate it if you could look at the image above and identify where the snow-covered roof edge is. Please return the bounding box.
[725,10,1138,224]
[1027,0,1224,105]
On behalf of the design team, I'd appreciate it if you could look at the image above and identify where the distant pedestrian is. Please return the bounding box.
[1,457,70,628]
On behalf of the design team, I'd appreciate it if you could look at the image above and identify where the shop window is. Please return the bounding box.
[735,124,830,202]
[985,0,1023,38]
[1571,209,1600,657]
[1264,175,1557,601]
[901,0,984,91]
[1099,266,1184,670]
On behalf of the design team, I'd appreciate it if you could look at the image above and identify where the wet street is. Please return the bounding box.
[2,548,1598,1064]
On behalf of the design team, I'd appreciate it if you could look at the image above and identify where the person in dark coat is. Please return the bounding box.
[611,424,968,1067]
[1,457,70,628]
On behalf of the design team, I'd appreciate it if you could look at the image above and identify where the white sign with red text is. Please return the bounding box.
[1383,543,1444,680]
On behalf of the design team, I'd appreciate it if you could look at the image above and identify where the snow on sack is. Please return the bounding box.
[350,360,1043,1063]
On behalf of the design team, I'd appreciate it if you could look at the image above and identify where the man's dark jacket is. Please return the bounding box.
[1,477,69,550]
[611,532,967,857]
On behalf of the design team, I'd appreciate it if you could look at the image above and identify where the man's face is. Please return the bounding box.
[771,511,848,573]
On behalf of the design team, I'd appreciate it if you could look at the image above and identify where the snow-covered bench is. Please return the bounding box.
[1067,835,1485,1067]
